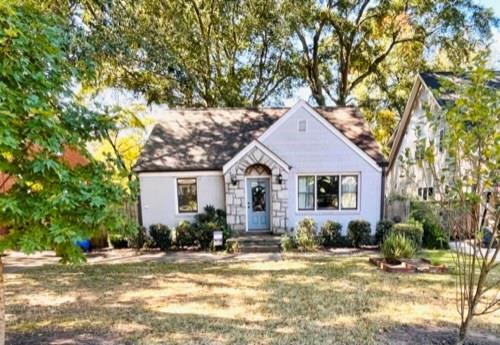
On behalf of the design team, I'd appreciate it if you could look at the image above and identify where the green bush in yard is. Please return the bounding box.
[196,221,220,249]
[149,223,171,251]
[375,219,394,244]
[423,222,449,249]
[280,234,297,251]
[319,220,342,247]
[381,232,416,261]
[410,201,449,249]
[128,226,147,249]
[193,205,228,250]
[347,220,371,247]
[175,220,196,248]
[109,236,128,249]
[296,217,318,251]
[391,220,424,249]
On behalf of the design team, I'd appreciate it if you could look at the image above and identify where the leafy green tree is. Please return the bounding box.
[0,2,134,343]
[416,58,499,345]
[75,0,496,151]
[78,0,296,107]
[289,0,496,107]
[90,103,151,193]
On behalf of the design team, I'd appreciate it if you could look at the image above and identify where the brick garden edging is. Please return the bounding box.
[369,257,448,274]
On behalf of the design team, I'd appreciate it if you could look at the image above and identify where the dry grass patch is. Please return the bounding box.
[5,251,500,345]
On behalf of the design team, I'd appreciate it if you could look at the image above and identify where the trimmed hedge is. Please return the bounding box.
[392,221,424,249]
[347,220,371,247]
[280,234,296,251]
[410,201,449,249]
[375,219,394,244]
[175,220,196,248]
[109,236,128,249]
[128,226,146,249]
[149,223,171,251]
[193,205,229,250]
[296,217,318,251]
[320,220,342,247]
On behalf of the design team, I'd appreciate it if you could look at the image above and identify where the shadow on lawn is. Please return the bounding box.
[5,258,500,345]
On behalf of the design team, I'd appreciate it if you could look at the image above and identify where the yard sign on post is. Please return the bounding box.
[213,231,223,247]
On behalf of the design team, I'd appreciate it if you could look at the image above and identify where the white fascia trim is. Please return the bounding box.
[387,78,422,172]
[387,74,442,173]
[417,74,443,110]
[138,170,223,177]
[260,100,382,172]
[258,100,307,142]
[222,140,290,174]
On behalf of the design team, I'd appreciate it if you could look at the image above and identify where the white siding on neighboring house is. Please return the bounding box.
[139,172,225,229]
[261,107,382,234]
[386,84,446,200]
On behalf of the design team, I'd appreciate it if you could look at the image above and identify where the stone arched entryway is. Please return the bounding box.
[224,145,289,234]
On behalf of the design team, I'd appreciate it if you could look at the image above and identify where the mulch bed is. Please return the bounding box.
[369,257,448,273]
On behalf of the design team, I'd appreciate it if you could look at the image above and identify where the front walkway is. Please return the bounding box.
[449,241,500,263]
[3,247,374,272]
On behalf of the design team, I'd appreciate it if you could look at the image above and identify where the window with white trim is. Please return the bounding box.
[177,178,198,213]
[298,176,314,210]
[418,186,433,201]
[317,175,339,210]
[341,175,358,209]
[298,174,359,211]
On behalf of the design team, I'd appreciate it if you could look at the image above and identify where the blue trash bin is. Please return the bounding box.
[75,239,91,252]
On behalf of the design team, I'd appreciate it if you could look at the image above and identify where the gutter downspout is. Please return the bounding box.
[379,161,389,220]
[136,174,143,227]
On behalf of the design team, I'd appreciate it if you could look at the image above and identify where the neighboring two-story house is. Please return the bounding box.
[386,71,500,201]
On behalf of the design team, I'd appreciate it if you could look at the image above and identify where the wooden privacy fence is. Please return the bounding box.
[90,200,140,249]
[123,200,139,224]
[385,199,410,222]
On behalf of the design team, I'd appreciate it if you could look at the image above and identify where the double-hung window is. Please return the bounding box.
[298,174,359,211]
[297,176,315,210]
[341,175,358,209]
[177,178,198,213]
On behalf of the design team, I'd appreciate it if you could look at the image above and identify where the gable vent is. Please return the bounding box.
[298,119,307,132]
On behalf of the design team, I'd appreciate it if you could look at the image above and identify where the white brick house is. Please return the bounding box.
[134,101,386,234]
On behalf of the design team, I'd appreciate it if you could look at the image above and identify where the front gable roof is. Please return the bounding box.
[133,102,385,172]
[419,71,500,106]
[387,71,500,172]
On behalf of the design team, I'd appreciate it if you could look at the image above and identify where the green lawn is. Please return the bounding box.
[5,250,500,345]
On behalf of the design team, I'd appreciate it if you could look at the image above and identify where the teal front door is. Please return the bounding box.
[247,178,270,231]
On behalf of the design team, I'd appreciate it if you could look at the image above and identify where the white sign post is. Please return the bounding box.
[213,231,223,247]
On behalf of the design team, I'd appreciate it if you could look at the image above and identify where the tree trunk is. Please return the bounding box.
[312,88,326,106]
[457,313,472,345]
[0,255,4,345]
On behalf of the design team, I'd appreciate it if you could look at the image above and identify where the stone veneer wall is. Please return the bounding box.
[224,147,289,234]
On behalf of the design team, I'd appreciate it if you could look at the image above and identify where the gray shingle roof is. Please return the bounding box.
[419,71,500,106]
[133,107,385,172]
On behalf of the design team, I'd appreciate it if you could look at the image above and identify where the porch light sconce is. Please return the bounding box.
[277,173,283,185]
[230,174,238,186]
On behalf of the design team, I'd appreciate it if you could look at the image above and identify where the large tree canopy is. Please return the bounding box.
[79,0,297,107]
[60,0,497,152]
[0,1,133,262]
[285,0,496,152]
[289,0,496,106]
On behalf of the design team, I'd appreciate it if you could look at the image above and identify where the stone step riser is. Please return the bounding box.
[239,246,280,253]
[230,239,281,245]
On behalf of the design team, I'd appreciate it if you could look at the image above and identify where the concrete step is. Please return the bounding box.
[228,233,282,253]
[239,244,280,253]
